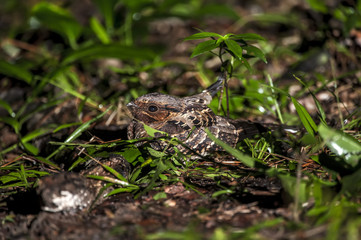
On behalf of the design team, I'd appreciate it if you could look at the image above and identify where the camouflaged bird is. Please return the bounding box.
[127,75,275,156]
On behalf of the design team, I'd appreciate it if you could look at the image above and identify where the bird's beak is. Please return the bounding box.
[126,102,138,119]
[126,101,138,112]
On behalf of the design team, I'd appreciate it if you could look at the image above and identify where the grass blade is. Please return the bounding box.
[205,128,267,169]
[291,97,318,137]
[46,107,112,161]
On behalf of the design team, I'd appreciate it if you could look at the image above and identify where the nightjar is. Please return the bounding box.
[127,75,282,156]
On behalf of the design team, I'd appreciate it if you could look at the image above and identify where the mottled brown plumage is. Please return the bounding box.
[127,76,275,156]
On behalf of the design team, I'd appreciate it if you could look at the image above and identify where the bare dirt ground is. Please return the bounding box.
[1,0,360,239]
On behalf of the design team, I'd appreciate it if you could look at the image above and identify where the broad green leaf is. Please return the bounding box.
[143,123,168,137]
[120,147,142,163]
[291,97,318,137]
[224,39,243,59]
[90,17,110,44]
[190,40,219,58]
[62,44,155,65]
[243,45,267,63]
[184,32,222,41]
[0,60,32,84]
[153,192,167,200]
[0,116,20,133]
[159,173,168,180]
[32,2,82,48]
[232,33,266,41]
[147,147,167,158]
[22,127,54,143]
[319,124,361,167]
[107,186,138,196]
[205,128,266,169]
[87,175,137,189]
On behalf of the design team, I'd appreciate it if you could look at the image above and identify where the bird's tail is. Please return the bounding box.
[202,73,226,97]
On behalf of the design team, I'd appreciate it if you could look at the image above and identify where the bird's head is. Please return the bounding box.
[127,93,183,126]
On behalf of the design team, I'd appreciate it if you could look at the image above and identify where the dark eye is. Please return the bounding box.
[148,105,158,112]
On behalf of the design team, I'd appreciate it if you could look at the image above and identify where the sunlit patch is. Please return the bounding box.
[258,106,266,113]
[43,190,90,213]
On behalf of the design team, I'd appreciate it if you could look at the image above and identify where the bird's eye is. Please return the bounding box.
[148,105,158,112]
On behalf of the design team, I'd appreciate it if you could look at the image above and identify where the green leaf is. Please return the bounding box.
[143,123,168,137]
[0,60,32,84]
[319,124,361,167]
[224,39,243,59]
[92,0,118,32]
[22,142,39,156]
[184,32,222,41]
[305,0,328,13]
[32,2,82,48]
[212,189,234,198]
[90,17,110,44]
[243,45,267,63]
[120,147,142,163]
[153,192,167,200]
[291,97,318,137]
[232,33,266,41]
[190,40,219,58]
[147,147,167,158]
[240,57,252,72]
[62,44,155,65]
[341,167,361,195]
[101,164,127,182]
[276,173,309,204]
[0,99,15,116]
